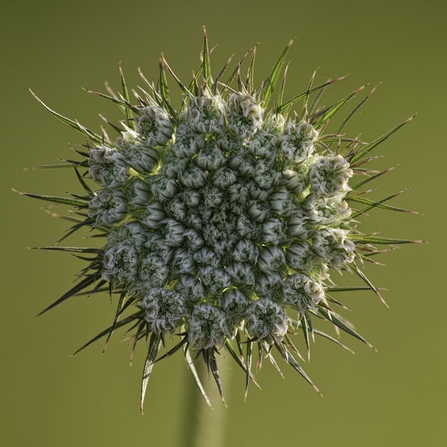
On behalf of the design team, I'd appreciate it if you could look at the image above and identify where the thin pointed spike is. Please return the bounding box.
[224,51,249,90]
[301,315,311,362]
[213,55,234,95]
[37,275,98,316]
[14,189,89,207]
[318,305,376,351]
[336,84,380,136]
[350,115,416,164]
[119,63,134,130]
[140,333,161,413]
[313,84,367,130]
[301,69,317,120]
[276,62,290,114]
[279,75,348,114]
[72,314,139,355]
[349,262,388,307]
[74,167,94,196]
[274,342,322,395]
[247,44,258,93]
[209,350,225,405]
[185,347,212,408]
[161,56,194,98]
[102,292,126,352]
[262,39,294,108]
[245,340,253,401]
[202,27,212,84]
[313,329,355,354]
[351,166,396,190]
[30,89,102,144]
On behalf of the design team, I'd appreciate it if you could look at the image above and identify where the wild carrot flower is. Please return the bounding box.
[21,28,418,409]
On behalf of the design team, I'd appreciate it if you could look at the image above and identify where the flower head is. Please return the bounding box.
[23,28,418,409]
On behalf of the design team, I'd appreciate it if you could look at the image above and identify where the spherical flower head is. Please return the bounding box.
[27,30,417,407]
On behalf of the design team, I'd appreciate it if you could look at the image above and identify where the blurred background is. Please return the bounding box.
[1,1,445,446]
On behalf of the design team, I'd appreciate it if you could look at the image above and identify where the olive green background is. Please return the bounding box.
[1,1,445,446]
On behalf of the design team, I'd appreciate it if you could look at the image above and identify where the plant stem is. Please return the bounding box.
[180,356,230,447]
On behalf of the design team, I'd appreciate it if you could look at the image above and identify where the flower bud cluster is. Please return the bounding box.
[87,91,355,351]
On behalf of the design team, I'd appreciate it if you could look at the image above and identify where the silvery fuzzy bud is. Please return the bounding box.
[284,273,325,313]
[232,239,260,264]
[254,271,284,301]
[187,95,226,135]
[160,218,186,247]
[149,174,179,202]
[139,288,186,335]
[126,178,152,209]
[136,105,174,147]
[305,195,352,225]
[226,93,263,139]
[253,162,281,189]
[261,217,286,245]
[257,245,287,273]
[106,221,148,248]
[183,228,205,251]
[269,187,294,217]
[286,211,311,240]
[229,180,250,204]
[102,244,139,283]
[139,254,170,287]
[212,167,238,189]
[285,241,318,272]
[280,120,318,164]
[144,233,174,261]
[88,188,127,226]
[248,183,272,201]
[227,261,256,288]
[193,247,220,268]
[174,274,205,304]
[195,141,227,171]
[138,201,166,229]
[166,196,188,222]
[215,133,240,153]
[199,266,231,296]
[188,303,229,350]
[89,146,129,188]
[182,189,202,208]
[171,247,197,277]
[245,298,288,344]
[236,214,260,239]
[179,165,208,189]
[120,144,159,174]
[245,130,279,162]
[247,200,270,223]
[202,185,224,209]
[227,154,256,177]
[172,124,205,158]
[312,228,355,267]
[218,288,250,327]
[185,211,203,231]
[281,165,310,195]
[159,154,188,179]
[308,154,353,198]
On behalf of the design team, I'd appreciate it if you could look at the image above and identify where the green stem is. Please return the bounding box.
[180,357,230,447]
